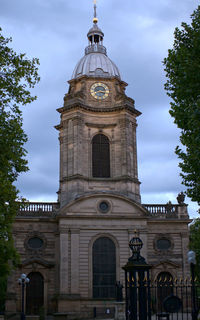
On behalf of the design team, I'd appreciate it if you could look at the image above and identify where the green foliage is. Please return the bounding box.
[163,6,200,206]
[0,28,40,309]
[189,219,200,280]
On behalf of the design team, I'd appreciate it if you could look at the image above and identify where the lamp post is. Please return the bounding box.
[123,231,152,320]
[187,251,197,320]
[18,273,30,320]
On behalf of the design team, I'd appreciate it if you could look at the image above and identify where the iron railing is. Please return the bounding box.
[126,277,200,320]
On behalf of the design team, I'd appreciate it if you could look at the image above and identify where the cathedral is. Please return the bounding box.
[6,3,191,320]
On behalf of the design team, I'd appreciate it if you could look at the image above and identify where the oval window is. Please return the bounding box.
[28,237,44,249]
[156,238,171,250]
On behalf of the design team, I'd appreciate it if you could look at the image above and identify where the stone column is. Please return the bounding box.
[70,229,80,294]
[59,225,69,294]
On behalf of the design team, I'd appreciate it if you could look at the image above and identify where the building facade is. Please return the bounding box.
[6,6,191,320]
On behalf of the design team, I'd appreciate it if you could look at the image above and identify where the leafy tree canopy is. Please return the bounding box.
[0,27,40,309]
[189,218,200,280]
[163,6,200,207]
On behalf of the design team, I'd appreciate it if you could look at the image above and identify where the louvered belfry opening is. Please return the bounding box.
[93,237,116,298]
[26,272,44,315]
[92,134,110,178]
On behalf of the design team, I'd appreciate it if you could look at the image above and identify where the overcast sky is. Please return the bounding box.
[1,0,199,218]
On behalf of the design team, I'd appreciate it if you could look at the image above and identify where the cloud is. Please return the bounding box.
[2,0,199,216]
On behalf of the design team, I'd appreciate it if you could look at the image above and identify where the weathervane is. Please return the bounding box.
[93,0,98,24]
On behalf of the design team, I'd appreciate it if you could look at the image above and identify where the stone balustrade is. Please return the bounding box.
[17,202,59,217]
[16,201,187,218]
[143,204,179,217]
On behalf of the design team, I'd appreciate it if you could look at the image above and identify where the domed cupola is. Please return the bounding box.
[71,1,121,80]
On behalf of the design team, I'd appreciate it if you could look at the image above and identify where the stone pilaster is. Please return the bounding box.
[70,229,80,294]
[180,231,190,278]
[68,119,74,176]
[62,122,68,179]
[132,122,138,179]
[119,117,127,176]
[59,225,69,294]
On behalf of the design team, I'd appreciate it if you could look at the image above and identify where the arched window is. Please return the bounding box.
[92,134,110,178]
[26,272,44,315]
[93,237,116,298]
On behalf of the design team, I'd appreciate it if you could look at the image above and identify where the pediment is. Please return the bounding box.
[58,193,147,217]
[153,260,180,269]
[21,257,54,268]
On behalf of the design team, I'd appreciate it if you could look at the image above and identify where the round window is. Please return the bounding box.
[156,238,171,251]
[28,237,44,249]
[98,201,110,213]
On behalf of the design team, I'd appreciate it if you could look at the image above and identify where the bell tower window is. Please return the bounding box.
[92,134,110,178]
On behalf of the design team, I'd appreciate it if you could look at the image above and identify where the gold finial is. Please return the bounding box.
[93,0,98,24]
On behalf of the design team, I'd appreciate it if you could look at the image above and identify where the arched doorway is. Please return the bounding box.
[93,237,116,298]
[156,272,173,311]
[26,272,44,315]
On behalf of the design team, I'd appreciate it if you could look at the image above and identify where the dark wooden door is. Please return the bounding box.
[26,272,44,315]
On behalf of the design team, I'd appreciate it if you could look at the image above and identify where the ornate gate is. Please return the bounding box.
[123,233,200,320]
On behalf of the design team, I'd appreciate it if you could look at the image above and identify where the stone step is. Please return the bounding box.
[26,316,40,320]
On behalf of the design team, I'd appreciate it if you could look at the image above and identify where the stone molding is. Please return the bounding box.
[70,228,80,234]
[57,101,141,117]
[59,225,70,233]
[21,257,55,268]
[61,174,140,184]
[85,122,117,128]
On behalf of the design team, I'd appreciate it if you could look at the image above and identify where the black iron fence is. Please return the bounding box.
[126,276,200,320]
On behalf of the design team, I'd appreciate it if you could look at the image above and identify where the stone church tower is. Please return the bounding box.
[56,14,141,207]
[6,4,190,319]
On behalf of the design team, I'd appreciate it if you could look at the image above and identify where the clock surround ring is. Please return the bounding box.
[90,82,110,100]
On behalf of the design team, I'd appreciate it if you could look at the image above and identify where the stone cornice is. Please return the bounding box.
[67,75,128,87]
[56,101,141,117]
[60,174,141,184]
[147,218,192,223]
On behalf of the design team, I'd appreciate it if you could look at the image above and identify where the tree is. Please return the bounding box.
[163,6,200,207]
[189,218,200,280]
[0,28,40,310]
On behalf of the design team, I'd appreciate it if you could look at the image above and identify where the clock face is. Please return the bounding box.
[90,82,109,100]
